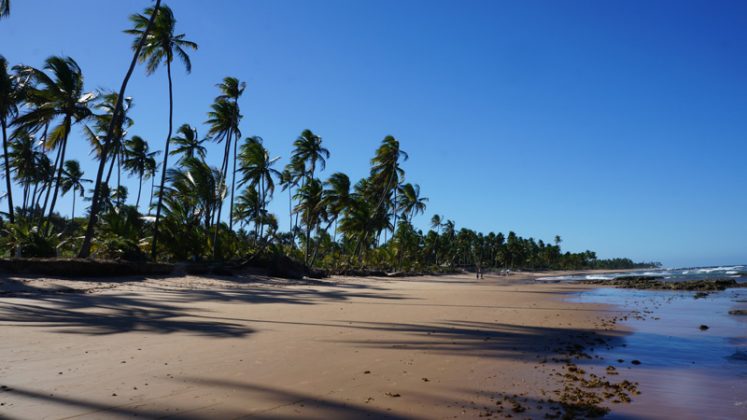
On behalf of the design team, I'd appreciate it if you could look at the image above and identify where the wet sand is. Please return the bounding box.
[1,272,633,419]
[575,287,747,420]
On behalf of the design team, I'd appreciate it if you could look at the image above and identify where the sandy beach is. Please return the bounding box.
[0,272,638,419]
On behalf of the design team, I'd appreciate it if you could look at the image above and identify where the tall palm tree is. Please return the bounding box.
[369,135,407,239]
[146,158,159,211]
[13,56,94,227]
[170,124,206,162]
[321,172,351,242]
[237,136,280,242]
[60,160,91,220]
[123,135,158,208]
[83,91,134,190]
[397,183,428,223]
[79,0,162,258]
[124,3,197,259]
[430,214,443,233]
[165,156,223,230]
[205,96,239,227]
[0,55,22,223]
[291,129,329,180]
[215,77,245,231]
[233,187,259,231]
[7,130,36,212]
[294,177,324,265]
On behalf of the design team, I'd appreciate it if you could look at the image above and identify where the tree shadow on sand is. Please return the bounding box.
[0,278,407,337]
[2,381,411,419]
[327,320,626,362]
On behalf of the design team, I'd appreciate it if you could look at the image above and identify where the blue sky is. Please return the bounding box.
[2,0,746,267]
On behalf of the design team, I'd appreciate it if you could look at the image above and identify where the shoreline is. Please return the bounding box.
[0,271,676,418]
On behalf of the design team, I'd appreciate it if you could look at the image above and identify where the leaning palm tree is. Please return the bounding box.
[369,135,408,236]
[13,56,94,227]
[79,0,162,258]
[170,123,206,162]
[123,135,159,209]
[0,55,22,223]
[205,97,239,225]
[125,3,197,259]
[397,183,428,223]
[60,160,91,220]
[214,77,245,231]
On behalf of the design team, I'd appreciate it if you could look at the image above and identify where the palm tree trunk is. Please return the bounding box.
[22,183,29,212]
[104,148,116,186]
[39,144,62,225]
[79,0,161,258]
[71,189,76,220]
[151,57,174,260]
[1,119,14,223]
[148,173,155,211]
[136,174,143,209]
[288,186,293,236]
[116,151,121,191]
[229,133,238,231]
[45,117,71,227]
[212,127,232,260]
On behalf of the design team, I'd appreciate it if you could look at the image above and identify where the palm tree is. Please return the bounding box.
[0,55,22,223]
[321,172,351,242]
[13,56,94,227]
[79,0,162,258]
[397,183,428,223]
[281,158,305,242]
[233,187,259,231]
[60,160,91,220]
[124,3,197,259]
[294,177,324,265]
[123,135,158,209]
[146,158,159,211]
[430,214,443,233]
[205,96,240,227]
[291,129,329,180]
[237,136,280,243]
[0,0,9,18]
[214,77,245,231]
[170,124,206,162]
[7,130,37,212]
[83,91,134,190]
[369,135,407,239]
[165,156,223,230]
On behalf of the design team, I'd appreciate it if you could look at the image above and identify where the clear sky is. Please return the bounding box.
[2,0,746,268]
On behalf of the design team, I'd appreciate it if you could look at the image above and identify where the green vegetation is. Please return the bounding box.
[0,3,655,274]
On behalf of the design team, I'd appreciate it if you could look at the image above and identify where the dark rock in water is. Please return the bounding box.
[728,309,747,316]
[580,277,746,291]
[631,360,641,365]
[693,292,709,299]
[727,350,747,361]
[699,325,709,331]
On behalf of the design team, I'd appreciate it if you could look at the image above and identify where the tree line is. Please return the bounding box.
[0,2,656,272]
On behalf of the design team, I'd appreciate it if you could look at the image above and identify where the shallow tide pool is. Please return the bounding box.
[572,287,747,420]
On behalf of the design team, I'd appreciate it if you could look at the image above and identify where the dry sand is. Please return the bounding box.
[0,272,632,419]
